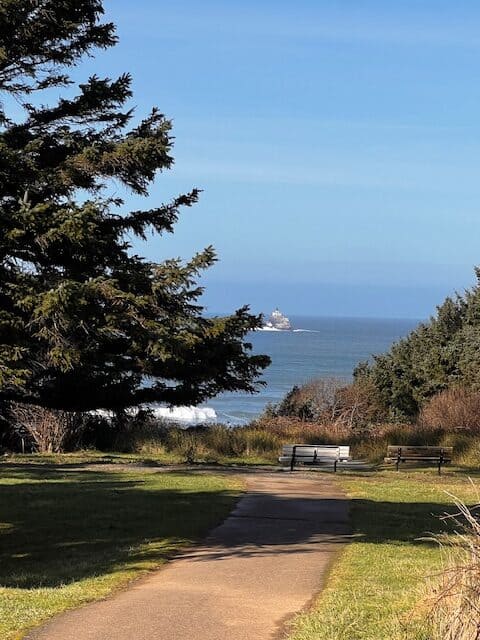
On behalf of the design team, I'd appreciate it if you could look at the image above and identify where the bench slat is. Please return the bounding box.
[284,453,339,460]
[281,444,350,459]
[385,444,453,475]
[386,445,453,455]
[385,456,452,462]
[279,443,349,471]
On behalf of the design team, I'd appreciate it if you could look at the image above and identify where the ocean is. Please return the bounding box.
[203,316,420,425]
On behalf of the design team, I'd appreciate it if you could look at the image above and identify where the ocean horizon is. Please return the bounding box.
[168,315,421,425]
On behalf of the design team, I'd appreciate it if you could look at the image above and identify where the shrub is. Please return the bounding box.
[419,387,480,432]
[8,403,86,453]
[275,378,345,422]
[273,377,388,428]
[107,409,162,453]
[335,378,388,427]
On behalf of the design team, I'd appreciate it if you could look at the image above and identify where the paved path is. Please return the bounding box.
[28,472,350,640]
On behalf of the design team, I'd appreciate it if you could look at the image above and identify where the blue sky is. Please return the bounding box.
[90,1,480,318]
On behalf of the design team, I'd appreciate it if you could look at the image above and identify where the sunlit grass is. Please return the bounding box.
[288,470,479,640]
[0,464,241,640]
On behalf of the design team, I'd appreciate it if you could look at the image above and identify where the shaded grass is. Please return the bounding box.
[288,469,479,640]
[3,448,277,468]
[3,450,184,465]
[0,464,241,640]
[3,450,275,469]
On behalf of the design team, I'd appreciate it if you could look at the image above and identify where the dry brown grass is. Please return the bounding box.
[105,413,480,466]
[424,485,480,640]
[250,416,449,463]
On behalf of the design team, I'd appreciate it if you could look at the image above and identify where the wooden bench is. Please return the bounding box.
[385,445,453,475]
[279,444,351,472]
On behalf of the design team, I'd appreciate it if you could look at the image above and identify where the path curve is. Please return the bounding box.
[27,472,350,640]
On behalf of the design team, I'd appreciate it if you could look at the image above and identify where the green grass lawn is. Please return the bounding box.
[0,463,241,640]
[288,468,479,640]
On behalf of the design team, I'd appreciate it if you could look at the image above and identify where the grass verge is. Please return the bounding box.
[0,463,241,640]
[288,469,479,640]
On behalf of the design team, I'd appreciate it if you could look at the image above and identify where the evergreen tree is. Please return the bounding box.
[354,269,480,419]
[0,1,270,410]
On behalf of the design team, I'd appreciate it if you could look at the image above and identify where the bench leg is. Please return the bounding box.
[396,447,402,471]
[334,460,337,473]
[438,450,446,475]
[290,446,296,472]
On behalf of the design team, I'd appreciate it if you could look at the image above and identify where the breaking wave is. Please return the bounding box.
[90,405,217,425]
[257,327,319,333]
[152,406,217,424]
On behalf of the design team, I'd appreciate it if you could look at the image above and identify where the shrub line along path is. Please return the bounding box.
[26,470,350,640]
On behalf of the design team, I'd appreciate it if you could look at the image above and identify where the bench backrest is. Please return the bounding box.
[282,444,350,459]
[386,445,453,458]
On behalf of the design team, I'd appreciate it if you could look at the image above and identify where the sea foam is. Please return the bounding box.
[152,406,217,424]
[90,405,217,425]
